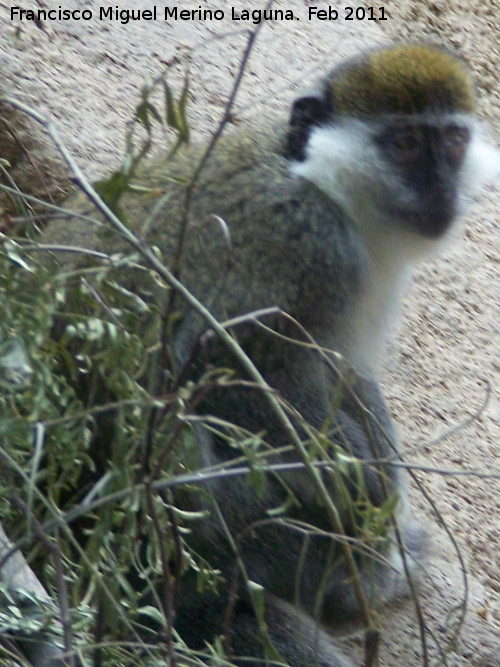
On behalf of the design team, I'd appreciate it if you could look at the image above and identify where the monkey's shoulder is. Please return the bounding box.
[143,121,349,245]
[40,116,358,325]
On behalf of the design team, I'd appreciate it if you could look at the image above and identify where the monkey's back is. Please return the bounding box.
[43,120,363,352]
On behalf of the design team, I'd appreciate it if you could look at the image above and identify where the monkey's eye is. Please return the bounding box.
[443,126,470,165]
[385,130,423,164]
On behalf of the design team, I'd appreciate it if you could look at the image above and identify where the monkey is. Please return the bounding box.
[2,43,500,666]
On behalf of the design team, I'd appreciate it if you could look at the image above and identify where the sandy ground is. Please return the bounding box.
[1,1,499,665]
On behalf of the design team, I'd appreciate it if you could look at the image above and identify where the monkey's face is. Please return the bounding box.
[289,113,500,247]
[373,118,471,239]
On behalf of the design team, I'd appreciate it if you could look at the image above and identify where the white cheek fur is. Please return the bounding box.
[461,126,500,194]
[289,122,383,206]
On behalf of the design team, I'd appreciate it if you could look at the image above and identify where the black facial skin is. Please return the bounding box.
[375,122,471,238]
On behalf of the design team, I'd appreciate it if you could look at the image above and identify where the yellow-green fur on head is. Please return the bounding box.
[329,44,476,117]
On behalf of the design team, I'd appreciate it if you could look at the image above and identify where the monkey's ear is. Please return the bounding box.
[289,95,329,130]
[287,95,330,161]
